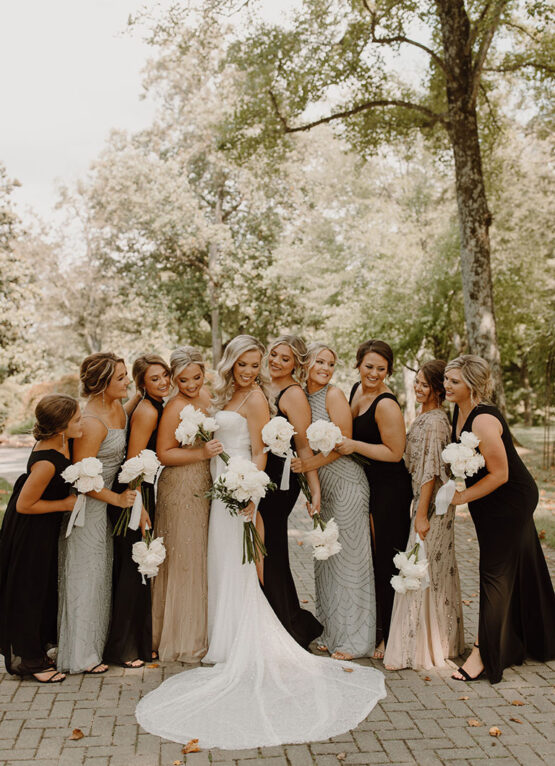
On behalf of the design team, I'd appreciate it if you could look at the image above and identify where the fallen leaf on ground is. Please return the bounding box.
[147,663,159,668]
[337,754,346,761]
[470,592,478,597]
[538,529,546,540]
[173,761,182,765]
[511,699,525,706]
[509,717,522,724]
[468,719,482,727]
[489,726,502,737]
[182,739,200,754]
[423,676,431,681]
[462,599,472,605]
[342,667,354,673]
[69,729,84,740]
[296,540,304,546]
[458,695,469,700]
[300,599,308,603]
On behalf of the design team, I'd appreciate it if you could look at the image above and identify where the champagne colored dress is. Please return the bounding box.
[384,408,465,669]
[152,454,211,662]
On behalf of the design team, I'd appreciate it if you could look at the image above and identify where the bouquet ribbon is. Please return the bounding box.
[127,491,144,531]
[435,479,456,516]
[280,450,293,491]
[65,494,86,538]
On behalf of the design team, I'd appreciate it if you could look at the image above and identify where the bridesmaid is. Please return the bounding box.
[258,335,322,649]
[0,395,80,683]
[57,353,138,674]
[104,354,171,667]
[337,339,412,659]
[384,360,465,670]
[152,347,222,662]
[446,355,555,683]
[292,342,375,660]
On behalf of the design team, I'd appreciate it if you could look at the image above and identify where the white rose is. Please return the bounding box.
[393,551,409,571]
[465,453,485,476]
[76,474,103,493]
[460,430,480,449]
[118,456,143,484]
[175,420,197,446]
[138,449,160,483]
[306,420,343,456]
[80,456,103,477]
[201,416,219,434]
[61,464,80,484]
[404,576,422,591]
[321,518,340,545]
[391,574,408,594]
[179,404,204,426]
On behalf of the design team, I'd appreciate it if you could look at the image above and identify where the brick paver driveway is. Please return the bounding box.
[0,501,553,766]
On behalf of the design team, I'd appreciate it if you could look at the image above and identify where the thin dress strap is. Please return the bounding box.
[233,389,257,414]
[82,413,110,429]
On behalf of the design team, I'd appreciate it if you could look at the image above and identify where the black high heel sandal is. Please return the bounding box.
[452,642,484,682]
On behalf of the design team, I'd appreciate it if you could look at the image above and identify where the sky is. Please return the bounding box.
[1,0,301,224]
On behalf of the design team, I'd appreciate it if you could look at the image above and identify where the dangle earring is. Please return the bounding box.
[62,432,66,448]
[102,391,105,406]
[141,388,146,400]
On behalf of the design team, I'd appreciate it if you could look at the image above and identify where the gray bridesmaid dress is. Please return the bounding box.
[57,415,126,673]
[306,384,376,657]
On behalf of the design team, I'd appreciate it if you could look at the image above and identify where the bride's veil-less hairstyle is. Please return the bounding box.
[267,335,309,386]
[445,354,494,406]
[80,352,125,398]
[212,335,275,414]
[168,347,205,400]
[306,342,339,372]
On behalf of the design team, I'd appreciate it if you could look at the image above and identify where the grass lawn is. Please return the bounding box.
[513,425,555,549]
[0,476,12,525]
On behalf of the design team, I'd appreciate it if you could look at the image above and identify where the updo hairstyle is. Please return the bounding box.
[444,354,493,404]
[419,359,447,403]
[168,346,205,398]
[33,394,78,441]
[306,342,338,371]
[132,354,171,396]
[267,334,309,385]
[80,352,125,398]
[355,339,394,375]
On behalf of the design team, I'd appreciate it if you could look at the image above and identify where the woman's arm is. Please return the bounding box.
[156,398,222,466]
[245,391,270,473]
[336,397,406,462]
[127,402,158,459]
[413,479,435,539]
[281,387,321,513]
[73,419,136,508]
[16,461,76,514]
[292,386,352,473]
[123,390,142,417]
[452,414,508,505]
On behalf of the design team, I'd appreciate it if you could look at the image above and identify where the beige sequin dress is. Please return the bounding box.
[384,408,465,670]
[152,459,211,662]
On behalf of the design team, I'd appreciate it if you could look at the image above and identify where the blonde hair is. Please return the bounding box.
[168,346,205,399]
[132,354,170,395]
[267,334,309,385]
[80,353,125,398]
[306,342,339,373]
[33,394,78,441]
[445,354,493,405]
[212,335,274,413]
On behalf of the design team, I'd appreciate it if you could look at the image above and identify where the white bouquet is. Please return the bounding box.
[436,431,486,514]
[132,531,166,584]
[305,514,342,560]
[113,449,161,536]
[261,416,300,491]
[209,456,276,563]
[62,457,104,537]
[175,404,222,448]
[390,536,429,594]
[306,419,343,456]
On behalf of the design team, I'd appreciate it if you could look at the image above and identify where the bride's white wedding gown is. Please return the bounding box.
[136,410,386,749]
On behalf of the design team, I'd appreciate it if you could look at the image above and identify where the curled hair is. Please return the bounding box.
[212,335,274,414]
[33,394,78,441]
[355,339,394,374]
[419,359,446,403]
[168,346,205,399]
[306,342,338,372]
[445,354,494,405]
[132,354,170,395]
[267,334,309,385]
[80,352,125,398]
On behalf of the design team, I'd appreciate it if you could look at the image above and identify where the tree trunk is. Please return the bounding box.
[520,355,532,427]
[436,0,506,412]
[402,365,416,428]
[208,190,224,367]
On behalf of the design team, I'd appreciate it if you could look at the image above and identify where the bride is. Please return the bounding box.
[136,336,386,749]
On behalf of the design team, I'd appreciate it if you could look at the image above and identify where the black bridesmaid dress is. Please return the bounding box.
[258,385,323,649]
[350,384,412,645]
[0,449,70,675]
[453,403,555,683]
[104,394,164,664]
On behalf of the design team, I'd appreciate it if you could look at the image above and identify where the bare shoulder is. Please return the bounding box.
[81,414,108,439]
[326,384,348,405]
[28,459,56,480]
[375,395,401,415]
[199,388,213,409]
[131,399,159,428]
[245,388,270,417]
[162,397,183,418]
[282,384,308,407]
[473,412,503,437]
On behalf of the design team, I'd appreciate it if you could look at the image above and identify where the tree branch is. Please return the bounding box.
[484,61,555,75]
[469,0,509,108]
[361,1,448,74]
[268,89,447,133]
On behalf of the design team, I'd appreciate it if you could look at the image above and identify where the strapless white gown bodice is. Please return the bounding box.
[136,408,386,749]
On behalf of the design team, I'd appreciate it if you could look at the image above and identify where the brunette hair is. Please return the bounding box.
[267,335,309,385]
[445,354,494,404]
[355,339,394,375]
[132,354,170,395]
[419,359,446,403]
[33,394,78,441]
[80,352,125,398]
